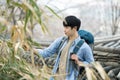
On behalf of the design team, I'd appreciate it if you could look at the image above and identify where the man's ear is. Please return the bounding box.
[74,26,77,31]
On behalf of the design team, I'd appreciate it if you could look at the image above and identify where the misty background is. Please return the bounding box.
[0,0,120,42]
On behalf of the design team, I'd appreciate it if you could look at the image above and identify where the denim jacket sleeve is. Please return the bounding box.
[78,43,94,64]
[37,37,63,58]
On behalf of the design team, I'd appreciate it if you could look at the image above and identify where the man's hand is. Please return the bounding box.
[71,54,79,63]
[33,48,39,55]
[71,54,83,65]
[71,54,78,60]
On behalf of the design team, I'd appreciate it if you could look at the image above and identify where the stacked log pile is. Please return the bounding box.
[94,35,120,80]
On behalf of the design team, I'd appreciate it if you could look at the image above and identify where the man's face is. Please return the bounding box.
[64,26,76,37]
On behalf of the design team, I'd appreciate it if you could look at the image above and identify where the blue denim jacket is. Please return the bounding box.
[37,36,94,80]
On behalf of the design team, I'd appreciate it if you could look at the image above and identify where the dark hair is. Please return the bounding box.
[63,15,81,31]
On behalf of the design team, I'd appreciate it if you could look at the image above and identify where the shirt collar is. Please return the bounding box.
[66,36,81,46]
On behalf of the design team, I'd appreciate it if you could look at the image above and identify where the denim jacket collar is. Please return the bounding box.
[71,36,81,46]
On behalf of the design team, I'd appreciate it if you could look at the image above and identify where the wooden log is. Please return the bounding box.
[100,62,120,67]
[94,35,120,45]
[108,68,120,78]
[103,42,115,47]
[104,66,118,73]
[95,35,120,41]
[94,46,120,53]
[117,72,120,79]
[109,41,120,48]
[94,58,120,61]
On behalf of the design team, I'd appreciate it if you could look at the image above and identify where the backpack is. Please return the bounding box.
[78,30,94,44]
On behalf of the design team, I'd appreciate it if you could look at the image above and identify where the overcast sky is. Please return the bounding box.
[37,0,96,16]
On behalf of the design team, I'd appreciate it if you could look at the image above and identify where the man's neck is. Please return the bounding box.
[69,33,79,41]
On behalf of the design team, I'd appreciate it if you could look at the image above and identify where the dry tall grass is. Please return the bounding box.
[77,61,111,80]
[0,0,58,79]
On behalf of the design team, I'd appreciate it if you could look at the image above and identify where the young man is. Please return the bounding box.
[36,15,94,80]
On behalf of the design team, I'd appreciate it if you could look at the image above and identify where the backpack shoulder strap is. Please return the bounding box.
[72,39,84,54]
[57,36,67,52]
